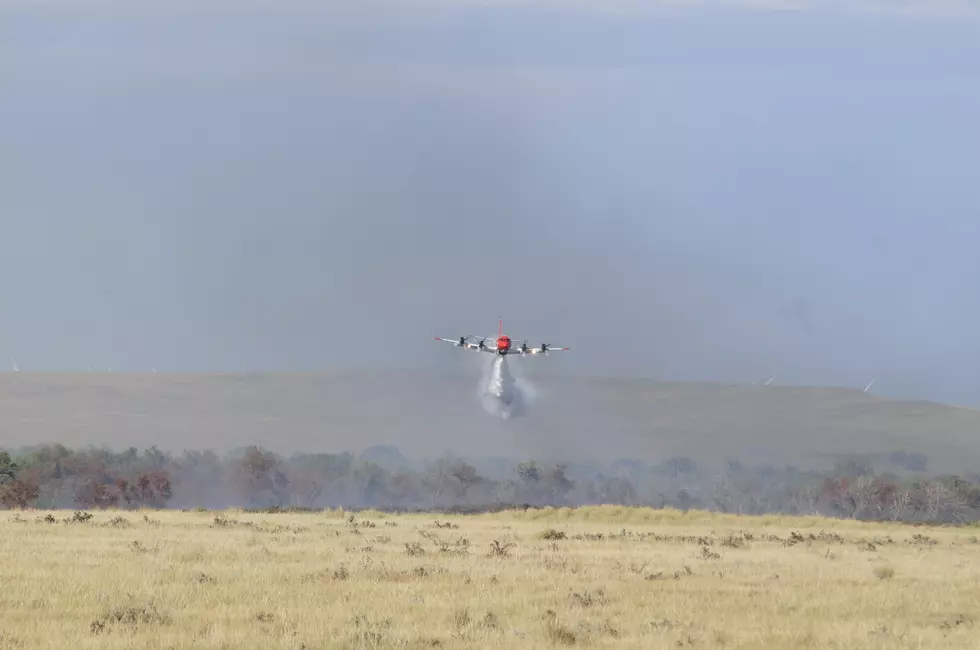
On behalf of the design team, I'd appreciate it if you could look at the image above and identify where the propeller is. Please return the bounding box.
[457,336,470,346]
[540,343,550,353]
[521,340,529,354]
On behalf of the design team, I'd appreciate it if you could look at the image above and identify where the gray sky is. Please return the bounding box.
[2,0,980,404]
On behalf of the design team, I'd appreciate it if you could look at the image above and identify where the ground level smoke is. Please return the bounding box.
[480,356,534,419]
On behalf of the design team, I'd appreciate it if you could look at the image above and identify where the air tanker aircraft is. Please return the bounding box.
[435,318,570,357]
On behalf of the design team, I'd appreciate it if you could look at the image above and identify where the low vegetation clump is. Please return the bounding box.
[0,506,978,648]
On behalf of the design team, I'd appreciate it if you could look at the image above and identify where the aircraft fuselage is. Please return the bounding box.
[494,335,512,355]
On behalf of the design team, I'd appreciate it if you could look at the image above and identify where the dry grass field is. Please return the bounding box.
[1,507,978,649]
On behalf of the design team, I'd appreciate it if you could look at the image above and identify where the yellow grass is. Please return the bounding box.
[1,506,979,649]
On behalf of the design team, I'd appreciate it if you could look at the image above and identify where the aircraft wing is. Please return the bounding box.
[517,345,570,356]
[433,337,497,352]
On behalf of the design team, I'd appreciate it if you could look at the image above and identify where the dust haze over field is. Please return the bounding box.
[4,0,980,403]
[3,0,980,509]
[8,7,980,649]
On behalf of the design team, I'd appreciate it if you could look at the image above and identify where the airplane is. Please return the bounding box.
[434,317,570,357]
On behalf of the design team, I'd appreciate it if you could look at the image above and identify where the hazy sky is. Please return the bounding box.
[2,0,980,404]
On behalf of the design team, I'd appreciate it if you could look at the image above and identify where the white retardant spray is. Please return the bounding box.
[480,354,534,419]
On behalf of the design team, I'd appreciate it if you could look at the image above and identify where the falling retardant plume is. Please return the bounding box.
[480,356,535,419]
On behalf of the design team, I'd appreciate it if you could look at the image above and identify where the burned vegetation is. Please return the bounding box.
[0,444,978,525]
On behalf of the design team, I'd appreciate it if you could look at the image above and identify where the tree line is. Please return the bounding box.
[0,444,977,524]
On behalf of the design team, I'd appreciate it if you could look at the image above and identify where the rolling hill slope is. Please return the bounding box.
[0,371,977,473]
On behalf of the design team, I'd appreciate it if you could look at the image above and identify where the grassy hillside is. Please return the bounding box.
[0,371,978,473]
[1,506,977,649]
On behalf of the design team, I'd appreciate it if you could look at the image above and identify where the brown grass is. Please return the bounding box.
[1,506,978,648]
